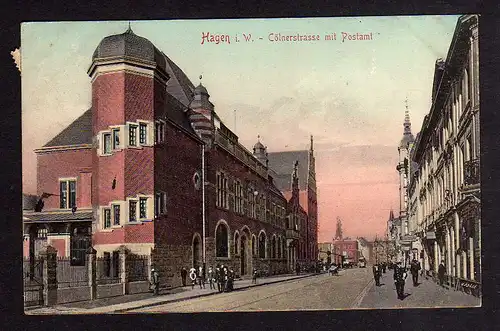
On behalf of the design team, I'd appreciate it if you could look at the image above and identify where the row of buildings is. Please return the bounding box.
[22,27,319,288]
[389,15,480,293]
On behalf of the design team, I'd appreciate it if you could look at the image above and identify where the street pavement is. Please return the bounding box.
[129,267,374,312]
[26,272,318,315]
[357,269,481,309]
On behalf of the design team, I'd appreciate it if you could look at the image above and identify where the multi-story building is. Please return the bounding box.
[317,242,333,264]
[268,138,319,269]
[22,27,317,288]
[332,238,359,266]
[407,15,480,293]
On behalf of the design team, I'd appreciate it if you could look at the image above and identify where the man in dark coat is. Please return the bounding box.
[372,264,381,286]
[438,260,446,287]
[180,267,187,287]
[295,262,300,275]
[150,268,160,295]
[393,261,407,300]
[410,259,421,286]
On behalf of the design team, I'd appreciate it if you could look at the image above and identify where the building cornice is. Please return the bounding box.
[35,144,92,154]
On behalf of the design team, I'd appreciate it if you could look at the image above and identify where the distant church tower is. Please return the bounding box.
[396,99,415,236]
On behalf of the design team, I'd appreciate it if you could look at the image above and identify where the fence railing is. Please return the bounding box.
[57,257,89,288]
[126,254,149,282]
[96,256,121,285]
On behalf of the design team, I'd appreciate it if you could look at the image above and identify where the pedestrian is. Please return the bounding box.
[295,262,300,275]
[150,268,160,296]
[215,266,222,292]
[189,267,197,290]
[372,263,381,286]
[252,268,258,284]
[223,266,229,292]
[410,258,421,286]
[180,267,187,287]
[227,268,235,292]
[197,265,206,289]
[208,266,215,290]
[438,260,446,287]
[393,261,407,300]
[382,262,386,273]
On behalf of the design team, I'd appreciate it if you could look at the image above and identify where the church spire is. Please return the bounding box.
[403,98,412,135]
[310,135,314,152]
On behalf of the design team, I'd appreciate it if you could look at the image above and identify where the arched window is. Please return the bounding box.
[234,232,240,255]
[272,236,276,259]
[277,237,281,258]
[259,232,266,259]
[252,234,256,256]
[216,222,229,257]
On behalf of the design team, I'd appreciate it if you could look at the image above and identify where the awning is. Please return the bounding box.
[23,210,93,223]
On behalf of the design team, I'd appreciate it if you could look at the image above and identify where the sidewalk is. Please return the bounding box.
[26,272,319,314]
[358,270,481,309]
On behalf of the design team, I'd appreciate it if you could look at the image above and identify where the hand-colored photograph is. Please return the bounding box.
[20,15,480,314]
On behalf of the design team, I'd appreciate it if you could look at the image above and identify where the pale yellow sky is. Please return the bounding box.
[21,16,460,240]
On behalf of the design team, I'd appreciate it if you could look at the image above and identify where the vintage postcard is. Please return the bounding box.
[20,15,480,314]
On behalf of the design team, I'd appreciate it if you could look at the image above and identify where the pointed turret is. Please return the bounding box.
[253,135,268,166]
[399,99,415,149]
[188,82,215,146]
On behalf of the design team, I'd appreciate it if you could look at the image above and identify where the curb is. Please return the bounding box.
[113,273,319,313]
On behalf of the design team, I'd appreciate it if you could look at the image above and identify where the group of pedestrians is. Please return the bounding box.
[180,264,254,293]
[372,258,423,300]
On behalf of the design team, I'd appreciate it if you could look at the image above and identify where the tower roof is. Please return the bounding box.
[92,26,167,73]
[400,102,415,148]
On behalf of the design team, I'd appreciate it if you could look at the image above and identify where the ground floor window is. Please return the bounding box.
[216,223,229,257]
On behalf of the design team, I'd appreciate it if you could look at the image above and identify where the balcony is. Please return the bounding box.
[464,159,480,186]
[286,228,299,240]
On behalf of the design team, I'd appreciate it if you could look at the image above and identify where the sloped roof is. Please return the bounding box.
[23,210,93,223]
[43,109,93,147]
[267,150,309,191]
[164,54,195,107]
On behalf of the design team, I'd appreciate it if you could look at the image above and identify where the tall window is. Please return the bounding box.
[155,121,165,144]
[139,198,147,218]
[129,201,137,222]
[139,123,147,144]
[216,172,228,209]
[60,180,76,209]
[112,129,120,149]
[234,232,240,255]
[155,192,166,217]
[234,180,243,213]
[216,223,229,257]
[113,205,120,225]
[103,133,112,154]
[129,125,137,146]
[103,208,111,229]
[259,232,266,259]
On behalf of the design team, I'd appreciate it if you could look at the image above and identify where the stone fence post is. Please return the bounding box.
[41,245,57,306]
[86,247,97,300]
[119,245,129,295]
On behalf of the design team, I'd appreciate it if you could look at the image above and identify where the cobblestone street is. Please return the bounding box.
[129,268,373,312]
[358,269,481,309]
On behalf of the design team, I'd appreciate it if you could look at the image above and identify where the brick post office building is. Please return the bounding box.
[23,27,318,287]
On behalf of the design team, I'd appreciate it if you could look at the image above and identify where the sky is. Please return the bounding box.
[21,16,460,242]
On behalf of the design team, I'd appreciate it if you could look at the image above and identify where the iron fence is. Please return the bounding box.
[56,257,89,288]
[96,254,121,285]
[126,254,149,282]
[23,257,44,307]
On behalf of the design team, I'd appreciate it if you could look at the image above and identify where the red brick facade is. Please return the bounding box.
[24,28,320,288]
[332,239,359,265]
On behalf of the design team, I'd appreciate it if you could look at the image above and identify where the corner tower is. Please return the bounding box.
[87,27,170,255]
